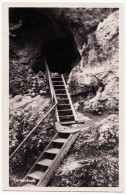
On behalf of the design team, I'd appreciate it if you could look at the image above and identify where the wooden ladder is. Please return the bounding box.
[51,74,78,125]
[21,63,81,187]
[21,130,80,187]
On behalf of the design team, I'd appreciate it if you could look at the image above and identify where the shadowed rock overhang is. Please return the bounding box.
[9,8,81,74]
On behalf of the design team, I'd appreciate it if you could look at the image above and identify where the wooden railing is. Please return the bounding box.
[9,61,59,161]
[9,103,57,160]
[45,60,60,122]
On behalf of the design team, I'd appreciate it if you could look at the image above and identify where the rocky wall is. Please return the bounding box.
[68,10,119,114]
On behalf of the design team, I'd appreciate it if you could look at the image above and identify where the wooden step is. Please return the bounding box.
[28,171,45,180]
[56,94,68,98]
[60,121,77,125]
[45,148,60,154]
[58,109,72,113]
[51,78,62,81]
[54,85,65,89]
[37,159,52,167]
[58,98,69,101]
[59,114,74,118]
[21,130,80,187]
[58,104,71,107]
[58,109,73,115]
[58,104,70,106]
[59,116,74,122]
[58,99,69,104]
[53,138,68,143]
[52,81,63,83]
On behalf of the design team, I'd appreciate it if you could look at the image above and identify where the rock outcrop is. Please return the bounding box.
[9,95,51,154]
[68,10,119,114]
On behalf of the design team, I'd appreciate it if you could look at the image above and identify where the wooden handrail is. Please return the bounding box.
[9,101,57,161]
[45,60,59,122]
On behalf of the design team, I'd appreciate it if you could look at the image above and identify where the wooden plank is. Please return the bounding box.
[52,138,68,143]
[28,171,45,180]
[37,159,53,166]
[45,148,60,154]
[59,115,74,118]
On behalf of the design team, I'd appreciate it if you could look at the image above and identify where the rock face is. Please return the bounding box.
[9,95,51,153]
[48,8,117,48]
[68,10,119,114]
[9,60,48,96]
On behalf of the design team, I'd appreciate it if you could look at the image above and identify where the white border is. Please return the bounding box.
[1,0,125,194]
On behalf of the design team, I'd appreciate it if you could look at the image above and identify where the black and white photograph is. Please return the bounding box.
[2,2,124,191]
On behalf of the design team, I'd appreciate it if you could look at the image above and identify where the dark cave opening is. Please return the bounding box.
[45,33,81,74]
[9,8,81,74]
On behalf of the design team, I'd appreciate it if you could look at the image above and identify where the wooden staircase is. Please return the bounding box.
[21,130,80,187]
[20,62,81,187]
[51,74,78,125]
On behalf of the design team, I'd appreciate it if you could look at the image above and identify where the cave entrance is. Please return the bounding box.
[9,8,81,74]
[45,32,81,74]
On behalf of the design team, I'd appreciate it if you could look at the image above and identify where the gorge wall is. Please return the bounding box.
[9,8,119,187]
